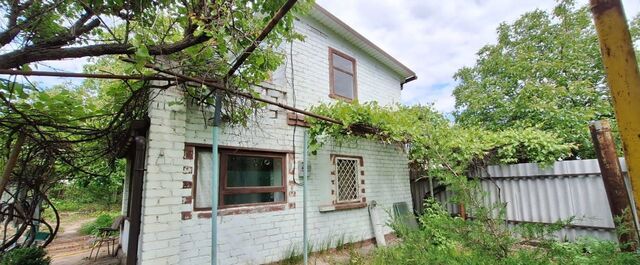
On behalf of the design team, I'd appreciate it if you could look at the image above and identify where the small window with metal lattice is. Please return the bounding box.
[335,157,360,203]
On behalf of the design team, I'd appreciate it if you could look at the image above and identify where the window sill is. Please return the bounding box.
[319,202,367,213]
[195,203,287,218]
[328,93,354,102]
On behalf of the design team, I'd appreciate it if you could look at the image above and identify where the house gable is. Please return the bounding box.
[307,4,416,83]
[125,5,415,265]
[269,13,409,108]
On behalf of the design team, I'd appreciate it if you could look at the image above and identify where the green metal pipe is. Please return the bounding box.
[211,94,222,265]
[303,131,309,265]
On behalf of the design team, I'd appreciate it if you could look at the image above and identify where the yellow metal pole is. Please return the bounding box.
[590,0,640,224]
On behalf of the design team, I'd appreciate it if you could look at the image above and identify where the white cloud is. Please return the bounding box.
[3,1,639,106]
[317,0,640,113]
[0,52,89,87]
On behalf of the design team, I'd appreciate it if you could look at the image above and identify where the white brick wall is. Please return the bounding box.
[270,17,403,109]
[133,14,412,265]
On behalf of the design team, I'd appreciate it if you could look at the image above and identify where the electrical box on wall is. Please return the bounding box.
[297,161,311,178]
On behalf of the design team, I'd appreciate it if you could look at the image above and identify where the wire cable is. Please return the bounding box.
[289,28,302,186]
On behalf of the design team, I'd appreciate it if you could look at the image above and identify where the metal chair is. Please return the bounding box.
[89,215,124,260]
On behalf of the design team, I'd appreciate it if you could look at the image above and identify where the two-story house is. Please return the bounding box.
[118,4,417,264]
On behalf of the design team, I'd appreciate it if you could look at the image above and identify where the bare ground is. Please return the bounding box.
[271,237,398,265]
[47,214,119,265]
[46,213,388,265]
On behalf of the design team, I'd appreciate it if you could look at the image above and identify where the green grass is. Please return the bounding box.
[50,198,120,213]
[277,234,355,265]
[0,247,51,265]
[41,198,120,224]
[371,199,640,265]
[335,234,347,251]
[78,212,119,236]
[346,248,367,265]
[279,246,303,265]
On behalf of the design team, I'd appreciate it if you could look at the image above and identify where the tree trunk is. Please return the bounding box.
[0,132,26,198]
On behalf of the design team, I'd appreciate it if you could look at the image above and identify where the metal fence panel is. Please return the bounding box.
[477,158,631,241]
[417,158,636,241]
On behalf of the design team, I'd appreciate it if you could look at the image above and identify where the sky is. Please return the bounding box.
[316,0,640,113]
[6,0,640,113]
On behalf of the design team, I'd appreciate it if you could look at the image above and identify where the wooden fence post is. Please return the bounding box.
[589,120,638,251]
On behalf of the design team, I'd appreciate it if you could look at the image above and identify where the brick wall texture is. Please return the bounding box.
[130,16,413,265]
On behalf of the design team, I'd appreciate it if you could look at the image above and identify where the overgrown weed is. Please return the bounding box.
[372,199,640,265]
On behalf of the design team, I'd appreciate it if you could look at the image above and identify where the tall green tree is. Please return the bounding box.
[0,0,307,70]
[453,0,639,159]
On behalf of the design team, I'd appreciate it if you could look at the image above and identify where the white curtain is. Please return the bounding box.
[195,151,212,208]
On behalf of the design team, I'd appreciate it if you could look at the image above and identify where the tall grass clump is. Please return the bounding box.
[372,199,640,265]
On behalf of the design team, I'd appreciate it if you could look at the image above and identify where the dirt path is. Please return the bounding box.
[47,215,119,265]
[269,238,400,265]
[306,243,376,265]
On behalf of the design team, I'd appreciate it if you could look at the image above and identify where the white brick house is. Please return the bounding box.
[119,4,417,265]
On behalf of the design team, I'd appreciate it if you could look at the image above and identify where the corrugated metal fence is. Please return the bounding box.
[411,158,638,241]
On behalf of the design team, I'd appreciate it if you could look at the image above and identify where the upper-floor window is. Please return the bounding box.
[329,48,357,101]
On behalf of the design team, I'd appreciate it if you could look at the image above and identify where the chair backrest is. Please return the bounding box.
[111,215,125,230]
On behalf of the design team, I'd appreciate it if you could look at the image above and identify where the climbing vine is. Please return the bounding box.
[307,101,575,181]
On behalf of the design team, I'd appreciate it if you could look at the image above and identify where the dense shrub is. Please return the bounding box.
[79,213,117,236]
[48,160,126,213]
[372,200,640,265]
[0,247,50,265]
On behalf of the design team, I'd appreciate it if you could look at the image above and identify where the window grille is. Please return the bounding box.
[336,158,359,202]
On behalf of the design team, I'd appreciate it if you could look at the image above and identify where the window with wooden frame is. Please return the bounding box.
[334,156,361,203]
[193,148,286,210]
[329,48,357,101]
